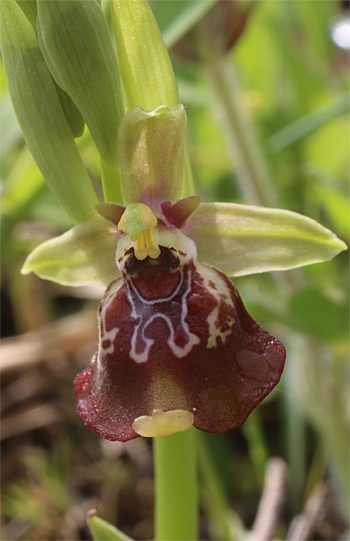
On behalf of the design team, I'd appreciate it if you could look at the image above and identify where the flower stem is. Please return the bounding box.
[207,56,276,208]
[154,427,198,541]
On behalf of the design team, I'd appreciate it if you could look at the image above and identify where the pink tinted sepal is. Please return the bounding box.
[74,236,285,442]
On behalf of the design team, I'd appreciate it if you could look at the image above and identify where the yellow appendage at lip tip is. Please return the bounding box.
[132,409,195,437]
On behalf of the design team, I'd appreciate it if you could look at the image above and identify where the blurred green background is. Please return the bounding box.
[1,1,349,539]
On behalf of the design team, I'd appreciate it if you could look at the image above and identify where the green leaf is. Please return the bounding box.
[267,92,349,153]
[0,0,98,224]
[110,0,178,111]
[118,105,187,210]
[37,0,124,203]
[55,85,85,139]
[197,431,244,541]
[21,217,119,287]
[87,514,134,541]
[36,19,85,139]
[151,0,217,48]
[15,0,37,29]
[185,202,347,277]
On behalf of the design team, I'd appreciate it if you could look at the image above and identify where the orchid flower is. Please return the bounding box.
[22,104,346,442]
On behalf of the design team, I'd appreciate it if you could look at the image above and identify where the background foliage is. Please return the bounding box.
[1,1,349,539]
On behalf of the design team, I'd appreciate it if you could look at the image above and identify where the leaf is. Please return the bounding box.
[110,0,178,111]
[55,85,85,139]
[118,105,187,210]
[151,0,217,48]
[0,0,98,224]
[21,217,120,287]
[267,92,349,153]
[36,19,85,139]
[37,0,124,202]
[184,202,347,277]
[15,0,37,29]
[87,514,134,541]
[288,286,349,342]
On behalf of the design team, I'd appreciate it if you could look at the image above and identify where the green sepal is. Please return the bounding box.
[37,0,124,202]
[0,0,98,224]
[87,513,134,541]
[110,0,178,111]
[21,217,120,287]
[118,105,187,210]
[185,202,347,276]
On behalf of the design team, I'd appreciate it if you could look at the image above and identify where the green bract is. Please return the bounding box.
[37,0,124,203]
[110,0,194,197]
[0,0,98,224]
[36,20,85,139]
[21,106,347,287]
[110,0,179,111]
[87,514,133,541]
[15,0,37,30]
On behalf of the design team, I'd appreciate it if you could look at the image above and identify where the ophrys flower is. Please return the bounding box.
[22,105,346,441]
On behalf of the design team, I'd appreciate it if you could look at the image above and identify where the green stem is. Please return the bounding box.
[207,56,276,208]
[242,409,269,491]
[154,427,198,541]
[198,432,243,541]
[205,53,298,298]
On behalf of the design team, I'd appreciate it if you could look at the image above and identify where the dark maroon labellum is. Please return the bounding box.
[74,232,286,442]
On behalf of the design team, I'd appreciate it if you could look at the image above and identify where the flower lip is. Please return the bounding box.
[124,245,181,276]
[74,213,287,442]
